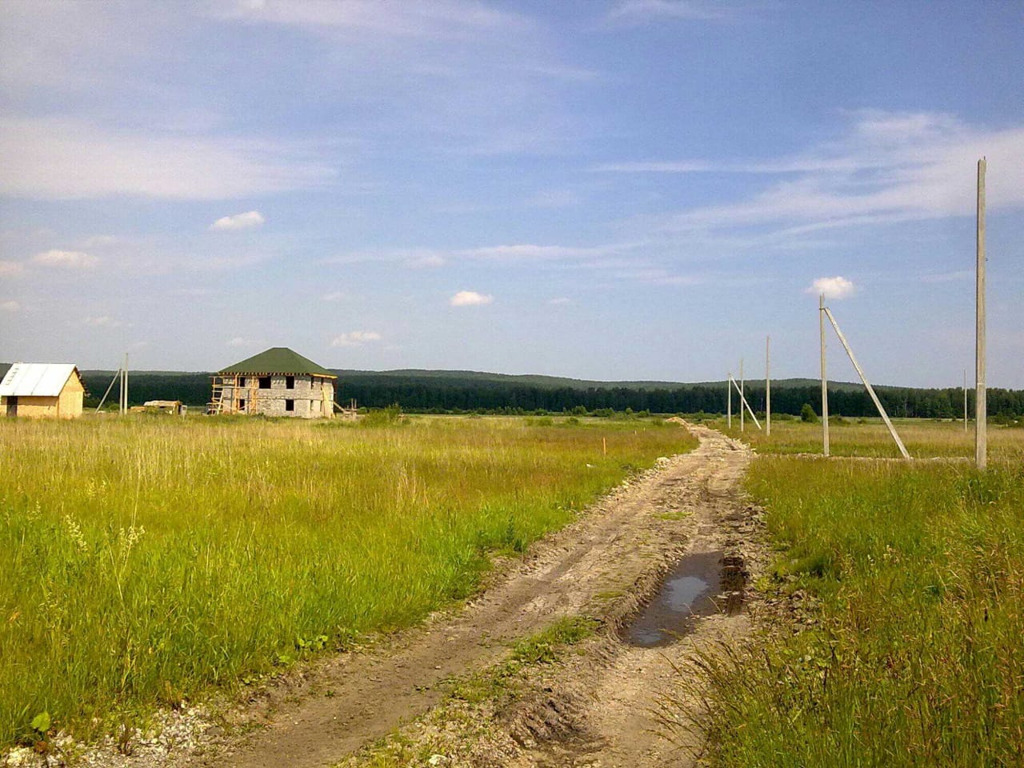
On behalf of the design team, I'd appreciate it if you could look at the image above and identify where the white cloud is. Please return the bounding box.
[450,290,493,307]
[606,111,1024,234]
[33,249,98,269]
[0,117,334,200]
[606,0,735,25]
[1,300,20,312]
[460,244,623,261]
[592,159,868,174]
[0,260,25,276]
[81,234,120,247]
[331,331,382,347]
[320,242,641,271]
[169,287,217,297]
[209,211,266,231]
[405,253,446,269]
[526,189,581,209]
[82,315,121,327]
[212,0,525,37]
[809,276,856,300]
[227,337,257,348]
[547,297,573,305]
[208,1,585,158]
[321,291,347,302]
[321,248,447,268]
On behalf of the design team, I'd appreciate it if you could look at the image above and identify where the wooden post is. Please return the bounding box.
[963,368,968,433]
[602,436,607,456]
[824,308,910,459]
[120,354,127,415]
[976,157,987,470]
[739,358,745,432]
[727,373,732,429]
[820,294,829,457]
[766,335,771,437]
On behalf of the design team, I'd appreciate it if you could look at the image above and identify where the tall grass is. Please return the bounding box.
[723,417,1024,460]
[694,445,1024,766]
[0,415,695,747]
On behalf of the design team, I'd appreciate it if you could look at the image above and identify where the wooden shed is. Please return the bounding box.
[209,347,336,418]
[0,363,86,419]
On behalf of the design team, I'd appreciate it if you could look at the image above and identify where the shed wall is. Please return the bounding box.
[58,386,85,418]
[4,396,59,418]
[1,376,83,418]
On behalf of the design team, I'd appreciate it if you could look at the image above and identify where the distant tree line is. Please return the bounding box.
[335,380,1024,419]
[81,373,211,409]
[80,371,1024,419]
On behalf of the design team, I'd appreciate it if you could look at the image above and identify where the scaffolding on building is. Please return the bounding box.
[208,374,259,415]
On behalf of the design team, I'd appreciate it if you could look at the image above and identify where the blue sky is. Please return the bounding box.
[1,0,1022,387]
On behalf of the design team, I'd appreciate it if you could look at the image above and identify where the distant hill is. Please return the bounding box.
[332,369,872,392]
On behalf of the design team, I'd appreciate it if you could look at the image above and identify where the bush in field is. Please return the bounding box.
[800,403,818,423]
[360,403,403,426]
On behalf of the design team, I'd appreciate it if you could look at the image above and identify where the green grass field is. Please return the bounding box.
[696,421,1024,766]
[723,416,1024,460]
[0,414,696,748]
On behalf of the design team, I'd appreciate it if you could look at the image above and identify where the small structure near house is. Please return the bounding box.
[0,363,86,419]
[143,400,186,415]
[209,347,336,418]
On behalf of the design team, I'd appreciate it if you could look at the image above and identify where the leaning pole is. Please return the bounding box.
[820,293,829,457]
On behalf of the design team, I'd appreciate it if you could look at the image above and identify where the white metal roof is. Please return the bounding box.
[0,363,79,397]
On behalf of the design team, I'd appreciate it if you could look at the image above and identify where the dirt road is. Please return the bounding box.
[177,423,757,768]
[500,425,759,768]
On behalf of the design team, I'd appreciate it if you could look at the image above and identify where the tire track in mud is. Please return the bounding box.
[182,425,754,768]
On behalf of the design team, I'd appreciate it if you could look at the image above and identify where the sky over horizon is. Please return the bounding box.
[1,0,1023,388]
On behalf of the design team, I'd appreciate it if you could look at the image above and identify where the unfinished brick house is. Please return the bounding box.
[209,347,336,418]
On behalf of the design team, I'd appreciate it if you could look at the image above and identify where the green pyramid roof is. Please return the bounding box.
[218,347,335,377]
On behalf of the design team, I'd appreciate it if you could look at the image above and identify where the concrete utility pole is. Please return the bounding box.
[727,373,732,429]
[766,335,771,437]
[963,368,968,433]
[976,158,987,470]
[820,293,829,457]
[120,353,129,415]
[739,359,745,432]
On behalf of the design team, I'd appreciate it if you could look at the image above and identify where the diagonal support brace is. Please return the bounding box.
[823,307,910,460]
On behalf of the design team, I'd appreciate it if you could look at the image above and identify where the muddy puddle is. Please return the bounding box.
[624,551,747,648]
